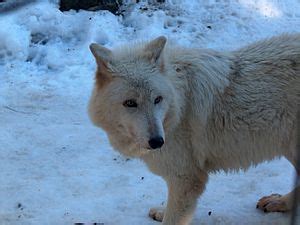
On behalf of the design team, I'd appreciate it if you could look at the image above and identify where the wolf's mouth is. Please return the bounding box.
[145,147,162,152]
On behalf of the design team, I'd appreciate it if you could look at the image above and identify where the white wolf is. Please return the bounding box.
[88,34,300,225]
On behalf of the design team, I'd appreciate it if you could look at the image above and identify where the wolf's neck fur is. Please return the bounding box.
[163,47,233,124]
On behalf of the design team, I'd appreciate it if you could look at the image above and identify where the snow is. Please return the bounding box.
[0,0,299,224]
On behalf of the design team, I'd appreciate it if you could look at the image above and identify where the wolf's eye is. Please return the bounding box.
[123,99,138,108]
[154,96,163,104]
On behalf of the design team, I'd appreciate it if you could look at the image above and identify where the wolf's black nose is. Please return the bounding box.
[148,136,164,149]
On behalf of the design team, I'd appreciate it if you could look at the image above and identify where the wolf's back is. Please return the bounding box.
[234,34,300,65]
[233,34,300,95]
[219,34,300,132]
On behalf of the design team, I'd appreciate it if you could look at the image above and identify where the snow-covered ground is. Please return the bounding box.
[0,0,299,224]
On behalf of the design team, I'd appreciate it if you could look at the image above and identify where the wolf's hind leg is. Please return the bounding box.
[256,192,296,212]
[257,156,299,213]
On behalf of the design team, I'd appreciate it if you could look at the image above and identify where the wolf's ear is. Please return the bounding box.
[143,36,167,63]
[89,43,113,88]
[89,43,112,67]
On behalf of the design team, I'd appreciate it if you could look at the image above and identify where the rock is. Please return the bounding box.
[59,0,122,14]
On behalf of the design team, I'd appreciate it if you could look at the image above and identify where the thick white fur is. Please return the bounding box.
[89,34,300,225]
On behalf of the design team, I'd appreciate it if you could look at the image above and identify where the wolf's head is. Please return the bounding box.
[88,37,181,157]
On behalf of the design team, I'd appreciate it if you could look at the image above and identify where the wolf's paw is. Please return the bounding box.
[149,207,165,222]
[256,194,289,212]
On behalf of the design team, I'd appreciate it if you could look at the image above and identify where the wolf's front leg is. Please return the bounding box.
[153,172,208,225]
